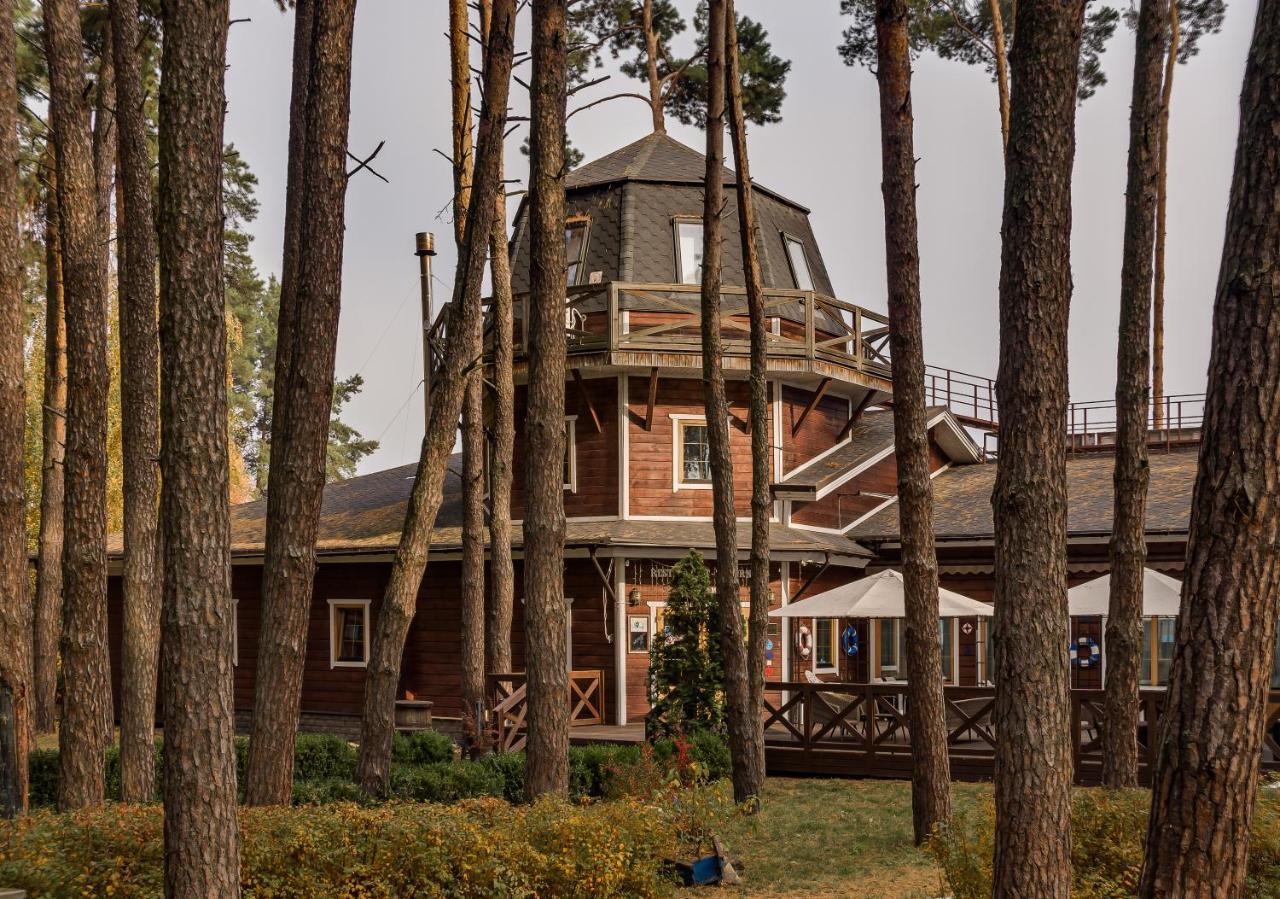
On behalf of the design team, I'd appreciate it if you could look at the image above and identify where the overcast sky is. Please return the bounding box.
[223,0,1258,475]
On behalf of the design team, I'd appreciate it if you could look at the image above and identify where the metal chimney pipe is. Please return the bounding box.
[415,231,436,425]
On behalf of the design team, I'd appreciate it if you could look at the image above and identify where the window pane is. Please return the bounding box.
[816,619,834,668]
[1140,618,1154,686]
[784,235,815,291]
[682,424,711,482]
[563,422,574,488]
[565,223,587,285]
[1157,617,1176,685]
[676,222,704,285]
[879,619,898,674]
[338,607,365,662]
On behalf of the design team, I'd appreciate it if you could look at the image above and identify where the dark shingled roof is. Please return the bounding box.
[774,408,947,495]
[108,455,869,561]
[566,131,736,191]
[850,448,1199,542]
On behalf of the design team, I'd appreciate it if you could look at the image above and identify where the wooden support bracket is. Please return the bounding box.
[792,377,833,436]
[572,369,603,434]
[838,392,878,441]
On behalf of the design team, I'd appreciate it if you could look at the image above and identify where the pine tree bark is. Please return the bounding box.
[1103,0,1168,792]
[874,0,952,844]
[990,0,1085,892]
[452,0,487,737]
[111,0,163,805]
[989,0,1011,151]
[44,0,113,811]
[1139,2,1280,891]
[1151,2,1179,430]
[355,0,515,796]
[723,0,766,808]
[156,1,240,892]
[643,0,666,133]
[524,0,571,800]
[483,0,515,675]
[700,0,753,807]
[246,0,357,807]
[33,161,66,737]
[0,0,30,816]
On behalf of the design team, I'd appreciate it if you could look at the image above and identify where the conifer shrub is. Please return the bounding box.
[647,549,726,738]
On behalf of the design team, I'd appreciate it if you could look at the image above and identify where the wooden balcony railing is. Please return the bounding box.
[485,670,605,753]
[494,281,893,379]
[762,681,1280,785]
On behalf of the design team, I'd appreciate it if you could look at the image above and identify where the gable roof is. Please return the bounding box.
[850,448,1199,542]
[773,406,981,500]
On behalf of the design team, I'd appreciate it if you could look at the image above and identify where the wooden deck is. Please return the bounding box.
[530,682,1280,785]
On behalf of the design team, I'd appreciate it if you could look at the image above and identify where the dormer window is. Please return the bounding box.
[783,233,815,291]
[674,218,703,285]
[565,219,589,286]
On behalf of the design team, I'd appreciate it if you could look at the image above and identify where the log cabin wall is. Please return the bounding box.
[779,385,849,475]
[509,377,619,520]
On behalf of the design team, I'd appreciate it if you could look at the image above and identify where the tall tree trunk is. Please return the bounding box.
[701,0,752,807]
[1139,2,1280,892]
[483,0,515,678]
[642,0,665,133]
[0,0,30,816]
[355,0,515,796]
[989,0,1011,151]
[33,160,66,737]
[874,0,952,844]
[111,0,163,805]
[246,0,357,807]
[524,0,571,800]
[723,0,766,809]
[990,0,1085,891]
[1103,0,1168,792]
[1151,1,1179,430]
[157,1,240,893]
[453,0,487,740]
[44,0,113,812]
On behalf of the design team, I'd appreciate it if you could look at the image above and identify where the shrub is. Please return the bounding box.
[569,743,642,799]
[291,733,357,781]
[0,793,718,896]
[932,787,1280,899]
[387,761,504,803]
[291,776,368,806]
[392,728,456,766]
[479,750,527,802]
[27,749,59,808]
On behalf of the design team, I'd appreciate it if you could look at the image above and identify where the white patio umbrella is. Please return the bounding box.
[1067,569,1183,618]
[769,569,994,619]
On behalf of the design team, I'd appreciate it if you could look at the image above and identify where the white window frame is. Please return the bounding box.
[328,599,372,669]
[812,617,839,674]
[563,415,578,493]
[670,413,713,491]
[673,217,704,285]
[231,599,239,667]
[782,232,815,292]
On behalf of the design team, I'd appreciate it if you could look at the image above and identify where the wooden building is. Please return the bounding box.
[104,134,1210,737]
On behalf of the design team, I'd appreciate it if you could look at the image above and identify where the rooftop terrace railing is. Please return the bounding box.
[497,281,894,380]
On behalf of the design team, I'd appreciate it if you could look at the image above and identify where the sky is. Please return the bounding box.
[223,0,1258,475]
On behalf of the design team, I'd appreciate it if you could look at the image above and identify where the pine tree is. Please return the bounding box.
[647,550,724,737]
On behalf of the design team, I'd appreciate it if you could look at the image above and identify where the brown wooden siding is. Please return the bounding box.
[790,439,949,531]
[780,385,849,474]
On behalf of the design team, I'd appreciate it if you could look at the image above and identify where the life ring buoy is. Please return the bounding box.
[842,625,860,657]
[1070,636,1100,669]
[796,624,812,660]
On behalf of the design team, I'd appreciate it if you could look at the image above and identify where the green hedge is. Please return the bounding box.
[29,729,731,808]
[0,795,711,897]
[932,786,1280,898]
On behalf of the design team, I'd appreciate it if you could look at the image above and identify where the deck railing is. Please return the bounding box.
[486,670,605,752]
[497,281,893,379]
[762,681,1280,785]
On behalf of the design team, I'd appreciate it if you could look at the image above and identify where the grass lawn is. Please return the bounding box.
[714,777,989,898]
